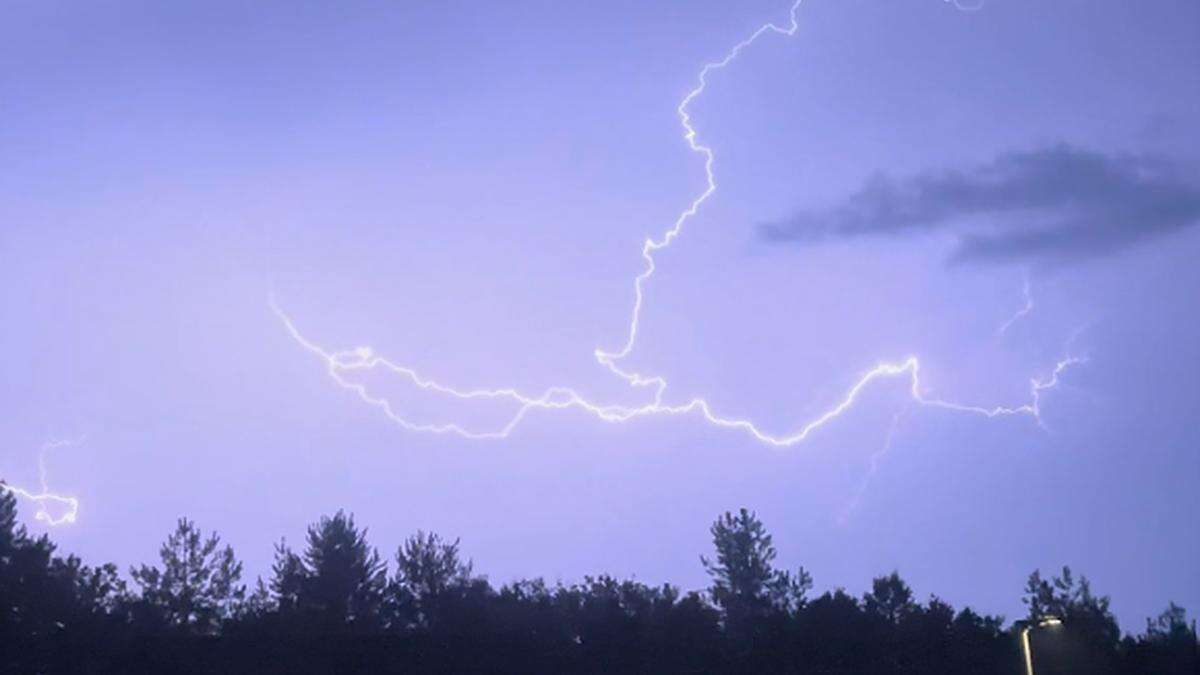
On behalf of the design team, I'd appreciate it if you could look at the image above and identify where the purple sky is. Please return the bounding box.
[3,0,1198,629]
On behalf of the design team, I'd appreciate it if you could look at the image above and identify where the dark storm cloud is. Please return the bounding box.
[759,144,1200,263]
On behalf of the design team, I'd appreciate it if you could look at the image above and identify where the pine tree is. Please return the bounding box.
[702,508,811,639]
[130,518,244,634]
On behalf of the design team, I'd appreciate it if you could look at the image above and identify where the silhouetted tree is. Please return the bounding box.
[389,530,486,635]
[1023,566,1121,674]
[702,508,811,634]
[489,578,578,667]
[1,485,62,657]
[859,572,925,672]
[269,538,305,617]
[276,510,387,632]
[946,606,1012,674]
[796,588,878,671]
[0,483,21,550]
[864,571,917,624]
[130,518,244,634]
[1121,603,1200,674]
[1145,603,1196,645]
[1,486,131,672]
[2,494,1196,674]
[553,574,722,671]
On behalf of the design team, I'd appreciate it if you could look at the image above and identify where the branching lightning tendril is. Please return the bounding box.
[999,275,1035,335]
[839,410,907,525]
[1,439,81,526]
[946,0,987,11]
[273,0,1083,446]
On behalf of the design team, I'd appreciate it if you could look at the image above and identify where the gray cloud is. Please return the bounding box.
[759,144,1200,263]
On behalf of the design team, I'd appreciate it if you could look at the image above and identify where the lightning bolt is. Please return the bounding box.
[1,438,81,526]
[273,0,1084,447]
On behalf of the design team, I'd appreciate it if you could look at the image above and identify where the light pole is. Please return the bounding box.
[1020,616,1063,675]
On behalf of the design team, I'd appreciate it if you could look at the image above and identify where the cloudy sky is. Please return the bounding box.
[2,0,1197,627]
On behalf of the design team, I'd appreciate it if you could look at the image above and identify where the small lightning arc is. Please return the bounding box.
[946,0,987,11]
[999,275,1035,335]
[839,348,1083,522]
[839,409,907,525]
[1,439,81,526]
[273,0,1084,448]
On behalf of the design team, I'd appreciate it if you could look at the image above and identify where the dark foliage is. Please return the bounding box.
[0,487,1195,673]
[129,518,244,634]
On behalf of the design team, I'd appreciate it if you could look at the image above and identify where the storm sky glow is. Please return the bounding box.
[2,0,1197,628]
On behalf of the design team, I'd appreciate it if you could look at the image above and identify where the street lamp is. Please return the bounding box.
[1020,616,1063,675]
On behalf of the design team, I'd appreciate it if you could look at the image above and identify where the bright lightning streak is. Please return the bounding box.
[591,1,807,406]
[274,0,1084,448]
[1,439,81,526]
[272,306,1084,445]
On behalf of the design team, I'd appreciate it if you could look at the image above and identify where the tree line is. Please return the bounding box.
[1,488,1195,673]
